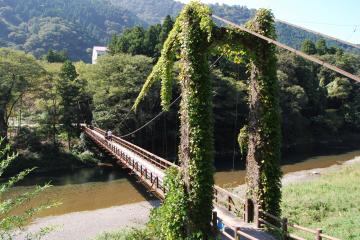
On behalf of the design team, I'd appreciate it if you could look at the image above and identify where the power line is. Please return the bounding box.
[213,15,360,83]
[275,18,360,50]
[278,19,358,28]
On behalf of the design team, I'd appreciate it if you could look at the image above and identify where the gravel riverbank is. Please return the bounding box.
[13,156,360,240]
[230,156,360,197]
[14,200,160,240]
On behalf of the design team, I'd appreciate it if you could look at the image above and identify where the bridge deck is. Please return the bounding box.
[91,130,165,179]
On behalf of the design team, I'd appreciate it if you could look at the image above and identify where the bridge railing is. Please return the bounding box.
[82,126,166,197]
[256,208,341,240]
[214,186,244,217]
[92,127,177,170]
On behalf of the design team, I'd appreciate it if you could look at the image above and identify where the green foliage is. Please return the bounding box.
[134,1,215,236]
[0,0,145,61]
[282,164,360,239]
[93,229,153,240]
[0,48,45,138]
[238,125,248,157]
[326,77,352,100]
[57,60,92,149]
[148,168,187,240]
[108,16,174,59]
[44,49,68,63]
[0,138,54,239]
[301,40,317,55]
[316,38,328,55]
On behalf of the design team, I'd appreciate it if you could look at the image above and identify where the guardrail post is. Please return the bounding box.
[235,227,241,240]
[212,211,218,234]
[316,229,322,240]
[282,218,288,240]
[228,196,232,211]
[244,198,255,224]
[255,204,260,228]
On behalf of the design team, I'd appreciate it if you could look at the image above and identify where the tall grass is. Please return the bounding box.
[282,163,360,239]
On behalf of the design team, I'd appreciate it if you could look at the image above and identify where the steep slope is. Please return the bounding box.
[113,0,360,54]
[0,0,358,61]
[0,0,146,61]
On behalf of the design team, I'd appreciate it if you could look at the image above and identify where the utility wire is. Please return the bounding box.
[275,18,360,51]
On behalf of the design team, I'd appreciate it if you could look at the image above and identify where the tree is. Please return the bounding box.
[301,39,317,55]
[0,49,45,140]
[44,49,68,63]
[156,15,174,53]
[316,38,328,55]
[144,24,161,57]
[57,61,92,149]
[108,27,146,56]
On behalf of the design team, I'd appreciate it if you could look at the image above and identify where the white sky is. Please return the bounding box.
[176,0,360,44]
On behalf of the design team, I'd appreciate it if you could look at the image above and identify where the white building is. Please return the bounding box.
[92,46,108,64]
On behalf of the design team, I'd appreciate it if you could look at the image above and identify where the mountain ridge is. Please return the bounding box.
[0,0,358,61]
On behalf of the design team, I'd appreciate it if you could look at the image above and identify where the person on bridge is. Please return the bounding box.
[107,130,112,141]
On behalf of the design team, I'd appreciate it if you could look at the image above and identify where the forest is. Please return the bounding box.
[1,0,359,62]
[1,14,360,176]
[1,2,360,239]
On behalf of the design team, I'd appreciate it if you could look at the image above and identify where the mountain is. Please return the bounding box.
[0,0,146,61]
[112,0,360,55]
[0,0,358,61]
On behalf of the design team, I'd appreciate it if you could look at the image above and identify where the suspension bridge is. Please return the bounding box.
[82,125,340,240]
[80,12,357,240]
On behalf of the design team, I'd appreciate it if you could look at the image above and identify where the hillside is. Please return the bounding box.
[0,0,146,61]
[0,0,358,61]
[112,0,360,54]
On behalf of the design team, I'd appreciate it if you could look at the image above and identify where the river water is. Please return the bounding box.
[7,148,360,219]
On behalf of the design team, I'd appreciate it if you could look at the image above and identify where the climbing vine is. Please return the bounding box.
[133,1,282,238]
[245,9,282,218]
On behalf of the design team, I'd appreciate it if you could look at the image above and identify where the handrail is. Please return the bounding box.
[92,126,176,169]
[258,209,342,240]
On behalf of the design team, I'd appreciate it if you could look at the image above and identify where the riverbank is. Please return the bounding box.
[13,200,160,240]
[13,156,360,240]
[230,155,360,197]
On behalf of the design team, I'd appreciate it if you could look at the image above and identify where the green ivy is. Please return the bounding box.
[133,2,282,238]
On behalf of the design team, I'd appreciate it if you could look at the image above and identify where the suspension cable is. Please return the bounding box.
[213,15,360,83]
[119,95,181,138]
[118,54,224,138]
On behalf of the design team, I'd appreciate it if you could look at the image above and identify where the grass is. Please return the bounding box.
[281,163,360,239]
[93,229,151,240]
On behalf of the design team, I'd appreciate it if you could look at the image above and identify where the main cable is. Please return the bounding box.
[213,15,360,83]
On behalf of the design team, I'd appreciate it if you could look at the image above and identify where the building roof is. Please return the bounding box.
[93,46,108,52]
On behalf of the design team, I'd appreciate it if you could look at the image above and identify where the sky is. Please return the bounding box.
[177,0,360,44]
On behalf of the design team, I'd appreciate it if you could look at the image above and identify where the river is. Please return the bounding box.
[7,147,360,219]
